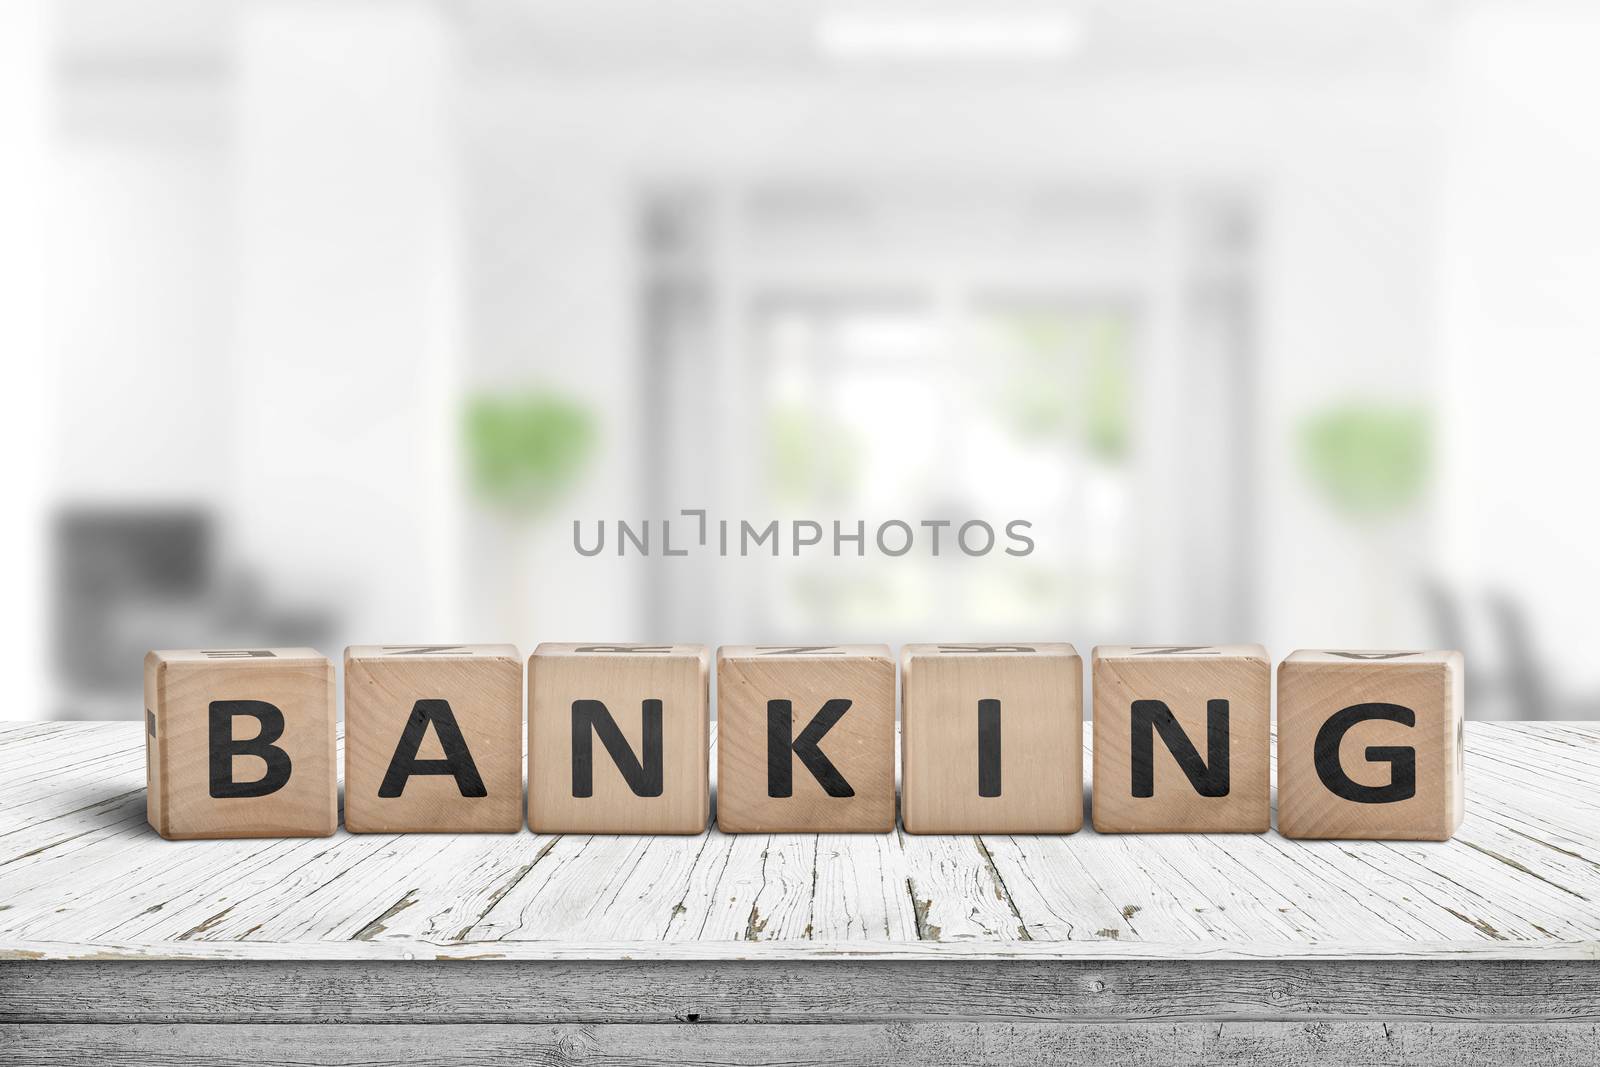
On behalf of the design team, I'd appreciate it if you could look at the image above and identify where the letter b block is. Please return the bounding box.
[344,645,524,833]
[901,644,1083,834]
[144,648,336,840]
[529,644,710,834]
[717,645,895,833]
[1278,650,1465,841]
[1093,645,1271,833]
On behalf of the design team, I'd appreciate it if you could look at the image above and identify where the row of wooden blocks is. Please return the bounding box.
[144,643,1465,841]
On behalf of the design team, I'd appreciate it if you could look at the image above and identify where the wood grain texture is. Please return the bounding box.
[2,721,1598,962]
[1092,645,1270,833]
[901,644,1082,834]
[5,1021,1599,1067]
[1277,650,1465,841]
[8,959,1600,1024]
[529,644,709,834]
[343,645,523,833]
[142,649,335,840]
[716,646,896,833]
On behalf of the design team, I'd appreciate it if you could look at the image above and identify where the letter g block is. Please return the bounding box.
[144,648,336,840]
[1277,650,1465,841]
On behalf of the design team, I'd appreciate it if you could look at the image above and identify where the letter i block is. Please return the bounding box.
[901,644,1083,834]
[344,645,524,833]
[1278,650,1465,841]
[144,648,336,840]
[529,644,710,834]
[1092,645,1271,833]
[716,645,895,833]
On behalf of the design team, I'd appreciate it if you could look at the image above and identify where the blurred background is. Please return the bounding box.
[4,0,1598,722]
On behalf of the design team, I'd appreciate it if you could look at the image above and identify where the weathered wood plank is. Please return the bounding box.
[3,935,1596,962]
[5,960,1598,1024]
[810,832,919,941]
[359,833,557,943]
[4,1019,1599,1067]
[899,830,1027,942]
[0,722,1597,962]
[664,829,765,940]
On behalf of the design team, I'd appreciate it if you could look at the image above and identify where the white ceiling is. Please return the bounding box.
[57,0,1455,79]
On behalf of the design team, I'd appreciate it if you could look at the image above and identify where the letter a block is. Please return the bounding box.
[1093,645,1271,833]
[529,644,710,834]
[901,644,1083,834]
[344,645,524,833]
[1278,650,1465,841]
[716,645,895,833]
[144,648,336,840]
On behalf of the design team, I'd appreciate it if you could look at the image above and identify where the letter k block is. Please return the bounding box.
[716,645,895,833]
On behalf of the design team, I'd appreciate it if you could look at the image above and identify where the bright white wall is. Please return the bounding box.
[39,27,1448,670]
[1,0,52,716]
[230,0,463,651]
[1438,2,1600,696]
[51,139,231,503]
[47,1,468,683]
[466,71,1440,653]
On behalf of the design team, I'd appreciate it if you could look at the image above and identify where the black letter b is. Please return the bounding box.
[209,700,293,798]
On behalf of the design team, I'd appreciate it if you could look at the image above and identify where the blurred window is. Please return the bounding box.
[641,182,1254,640]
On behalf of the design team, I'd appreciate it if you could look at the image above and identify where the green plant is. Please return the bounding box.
[990,310,1131,462]
[1298,403,1429,519]
[766,404,862,504]
[463,390,597,516]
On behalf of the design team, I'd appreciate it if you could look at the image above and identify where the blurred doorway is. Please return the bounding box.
[640,180,1257,643]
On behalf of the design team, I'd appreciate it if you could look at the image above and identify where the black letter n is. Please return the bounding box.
[209,700,293,798]
[1130,699,1230,798]
[571,700,664,798]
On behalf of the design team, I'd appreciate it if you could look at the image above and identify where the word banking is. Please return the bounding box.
[144,643,1464,842]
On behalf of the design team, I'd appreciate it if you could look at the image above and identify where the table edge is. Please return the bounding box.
[4,938,1597,963]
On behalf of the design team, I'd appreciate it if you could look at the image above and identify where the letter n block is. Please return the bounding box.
[1278,650,1465,841]
[144,648,335,840]
[344,645,524,833]
[1092,645,1271,833]
[529,644,710,834]
[717,645,895,833]
[901,644,1082,834]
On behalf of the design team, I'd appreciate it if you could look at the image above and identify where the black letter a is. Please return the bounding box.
[379,700,487,798]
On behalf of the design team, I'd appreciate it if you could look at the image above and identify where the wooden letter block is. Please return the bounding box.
[529,644,709,834]
[344,645,523,833]
[144,648,335,840]
[1092,645,1271,833]
[1277,649,1465,841]
[901,644,1083,834]
[716,645,895,833]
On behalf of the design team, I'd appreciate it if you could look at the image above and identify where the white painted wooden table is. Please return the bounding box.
[1,721,1596,1065]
